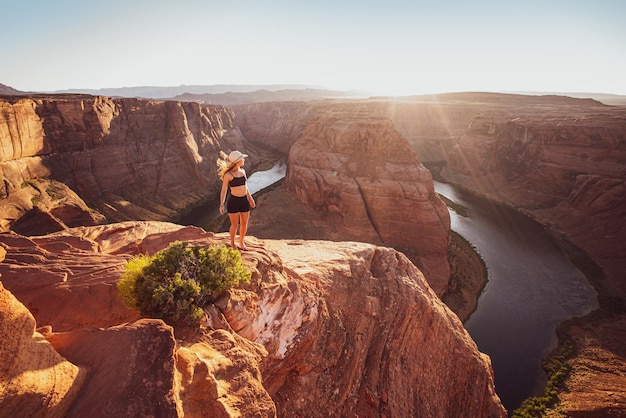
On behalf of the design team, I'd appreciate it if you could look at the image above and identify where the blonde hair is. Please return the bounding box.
[216,151,238,179]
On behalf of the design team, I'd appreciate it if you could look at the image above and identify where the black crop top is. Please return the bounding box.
[229,174,246,187]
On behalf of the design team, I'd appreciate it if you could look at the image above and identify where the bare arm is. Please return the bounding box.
[219,175,230,214]
[243,170,256,208]
[246,188,256,208]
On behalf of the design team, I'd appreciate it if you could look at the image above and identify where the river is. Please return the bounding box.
[178,161,287,229]
[434,180,598,411]
[182,163,599,412]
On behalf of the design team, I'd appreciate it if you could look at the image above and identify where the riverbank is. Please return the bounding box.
[437,193,488,322]
[442,230,488,323]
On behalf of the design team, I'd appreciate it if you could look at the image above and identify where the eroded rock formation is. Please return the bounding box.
[0,221,505,417]
[259,239,502,417]
[0,95,245,232]
[285,103,451,294]
[231,101,316,153]
[442,108,626,298]
[232,93,593,168]
[0,281,83,418]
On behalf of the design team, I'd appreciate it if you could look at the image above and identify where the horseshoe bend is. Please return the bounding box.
[1,92,625,416]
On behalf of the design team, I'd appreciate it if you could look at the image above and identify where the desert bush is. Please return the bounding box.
[117,241,251,324]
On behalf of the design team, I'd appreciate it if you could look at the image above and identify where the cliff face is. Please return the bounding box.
[0,95,245,232]
[233,99,471,164]
[442,109,626,298]
[0,221,506,417]
[285,103,451,294]
[257,239,502,417]
[441,106,626,415]
[232,94,592,167]
[231,102,316,153]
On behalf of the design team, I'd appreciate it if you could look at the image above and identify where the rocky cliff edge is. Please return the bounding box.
[0,221,505,417]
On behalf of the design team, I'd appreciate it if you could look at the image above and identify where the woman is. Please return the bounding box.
[217,150,256,250]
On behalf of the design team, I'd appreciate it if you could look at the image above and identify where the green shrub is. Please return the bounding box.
[117,254,152,309]
[117,241,251,324]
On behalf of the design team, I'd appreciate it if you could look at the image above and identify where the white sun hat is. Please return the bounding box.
[228,150,248,163]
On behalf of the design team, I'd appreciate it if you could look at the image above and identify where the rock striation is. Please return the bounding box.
[258,239,503,417]
[0,221,505,417]
[232,93,594,168]
[0,95,246,232]
[285,103,451,294]
[45,319,180,417]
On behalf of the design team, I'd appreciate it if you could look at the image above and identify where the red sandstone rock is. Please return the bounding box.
[0,95,246,230]
[232,101,316,153]
[555,313,626,415]
[0,221,504,417]
[286,104,451,294]
[0,282,83,417]
[244,239,504,417]
[46,319,179,418]
[441,109,626,298]
[176,329,276,418]
[236,96,626,416]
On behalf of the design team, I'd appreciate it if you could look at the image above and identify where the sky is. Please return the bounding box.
[2,0,626,96]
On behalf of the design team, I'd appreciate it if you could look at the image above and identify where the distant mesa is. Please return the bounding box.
[171,88,368,106]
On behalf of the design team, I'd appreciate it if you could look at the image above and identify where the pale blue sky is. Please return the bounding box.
[2,0,625,95]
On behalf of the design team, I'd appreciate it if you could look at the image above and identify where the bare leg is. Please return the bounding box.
[238,211,250,250]
[228,213,239,248]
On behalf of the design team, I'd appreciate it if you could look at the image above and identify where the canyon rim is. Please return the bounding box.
[1,89,625,416]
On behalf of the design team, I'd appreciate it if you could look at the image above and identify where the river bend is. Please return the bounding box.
[182,164,598,411]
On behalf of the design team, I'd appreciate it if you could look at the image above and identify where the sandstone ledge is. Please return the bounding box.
[0,221,506,417]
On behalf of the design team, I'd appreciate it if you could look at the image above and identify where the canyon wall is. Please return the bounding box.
[233,99,470,163]
[236,96,626,415]
[231,101,316,153]
[441,107,626,298]
[233,94,592,167]
[3,92,623,415]
[0,221,506,417]
[0,95,245,233]
[285,103,451,294]
[233,101,453,293]
[441,105,626,415]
